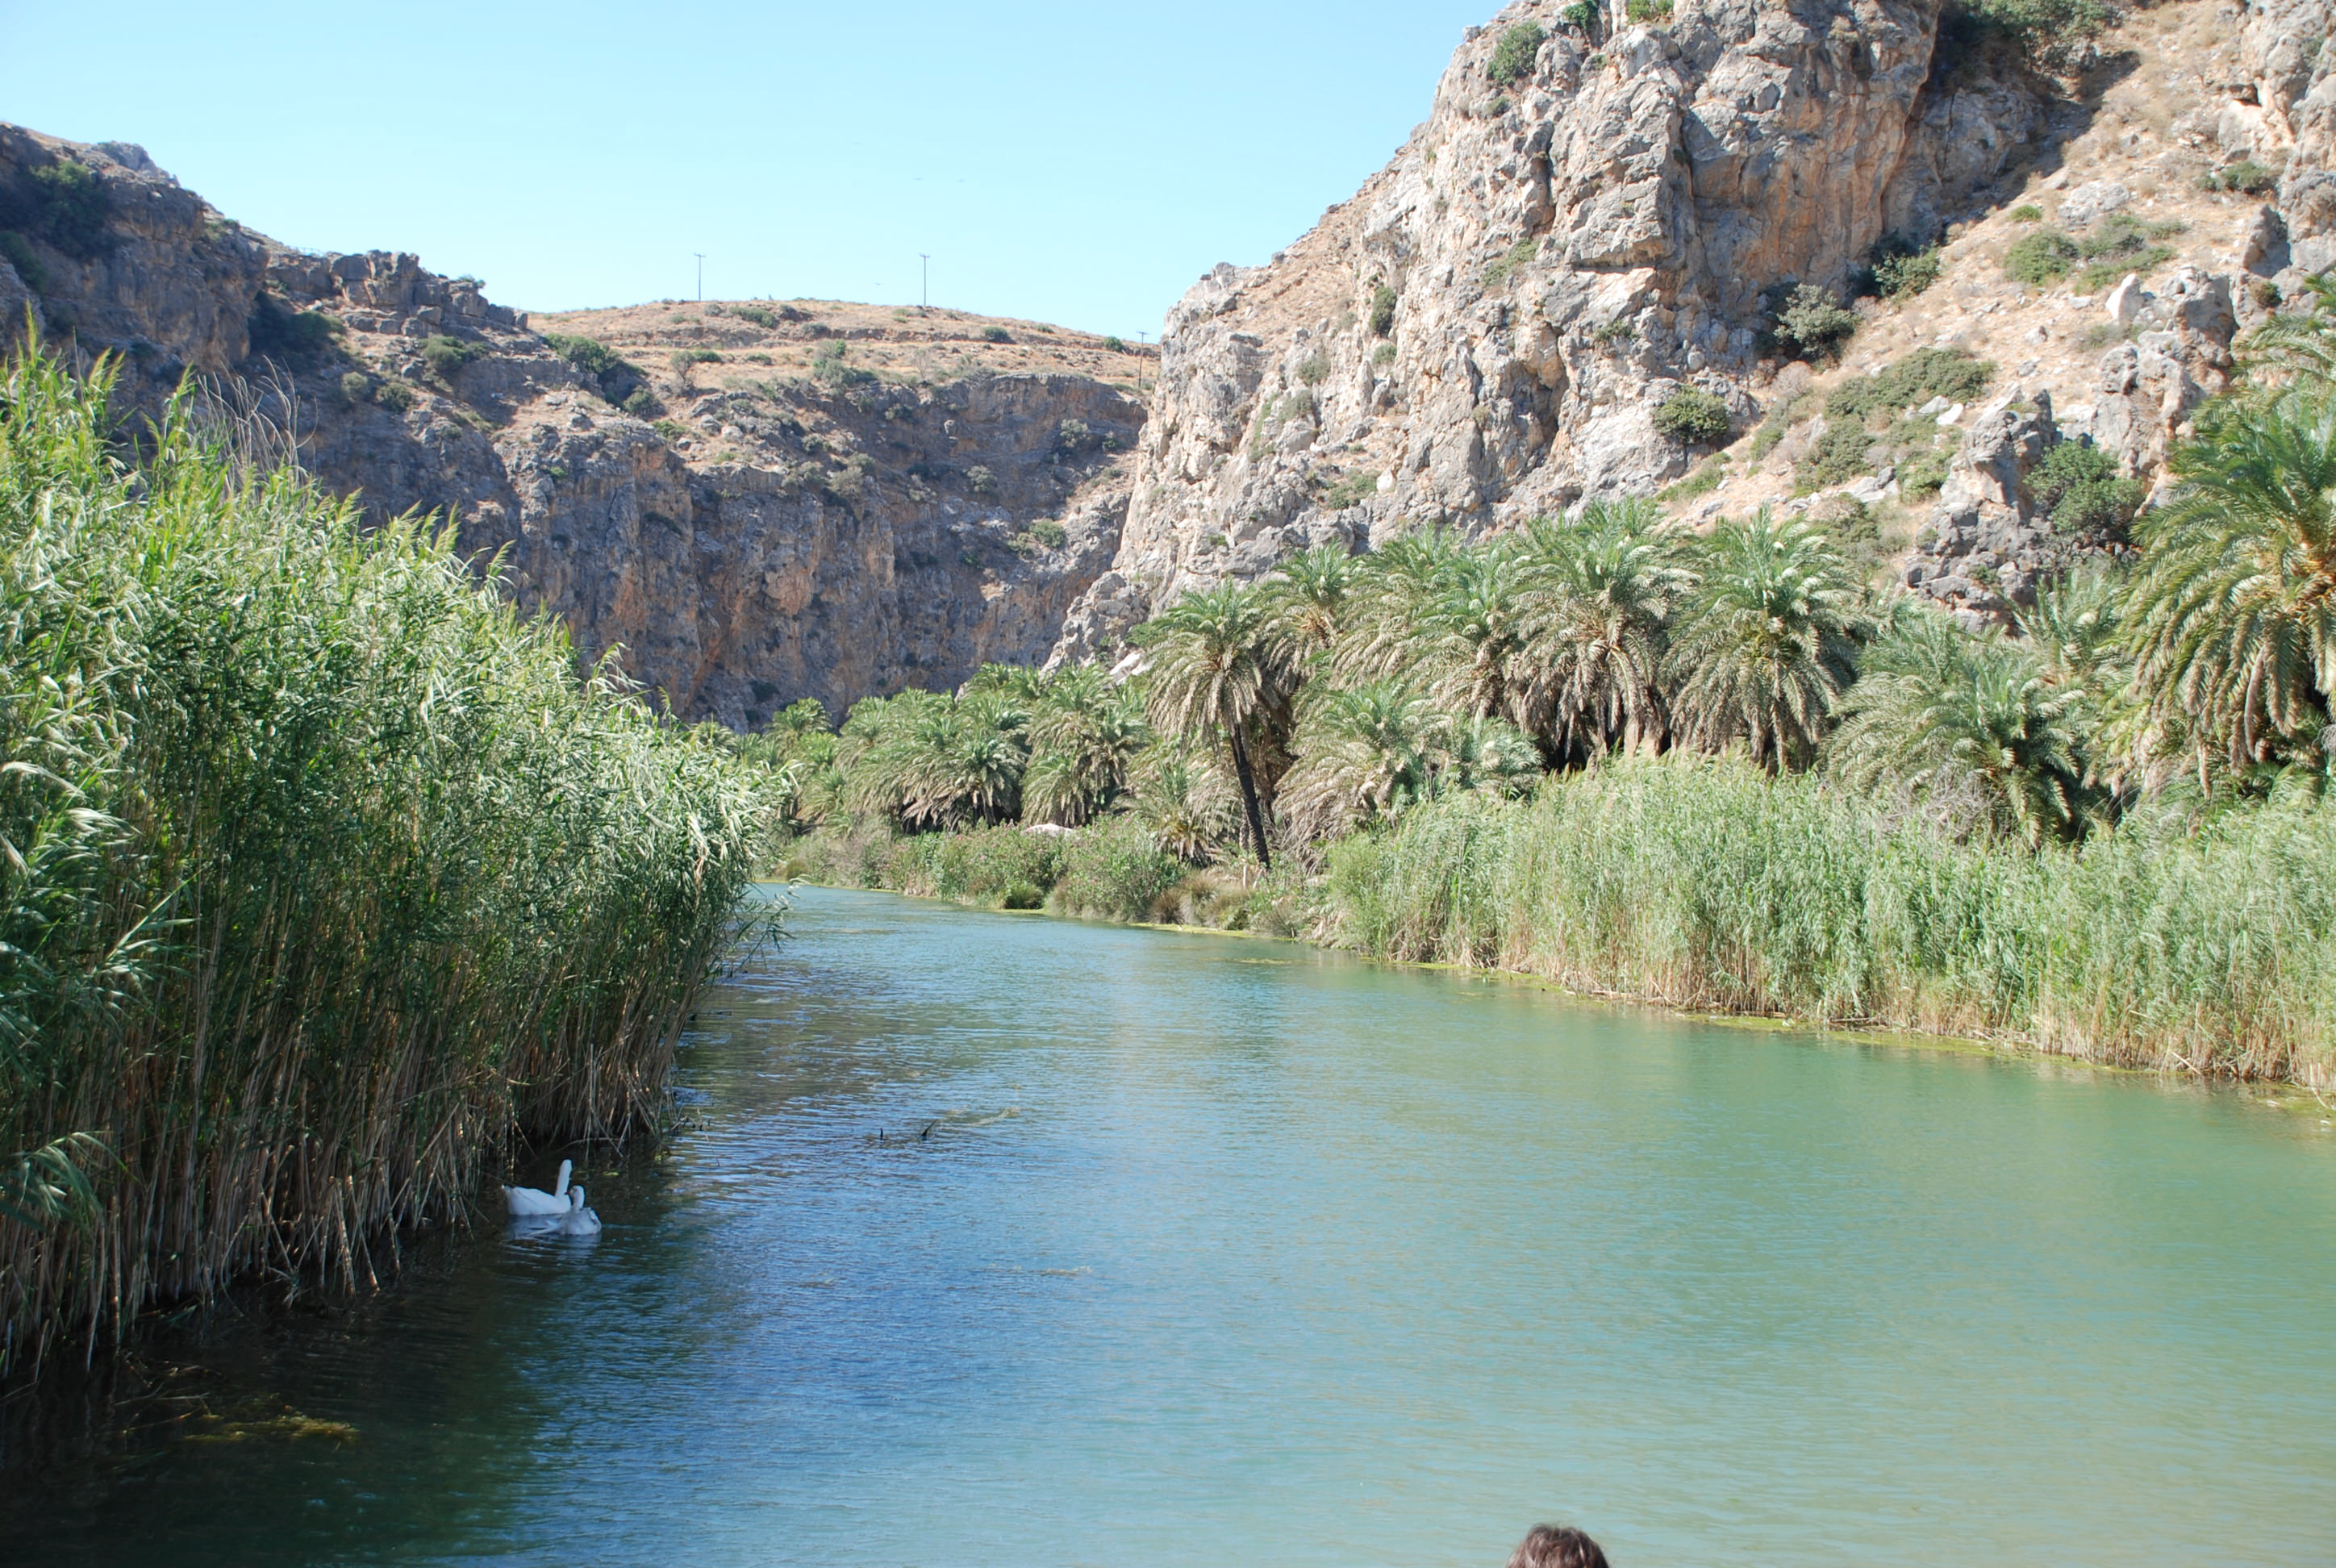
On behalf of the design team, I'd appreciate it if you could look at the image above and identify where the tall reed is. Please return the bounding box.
[1322,755,2336,1083]
[0,353,780,1375]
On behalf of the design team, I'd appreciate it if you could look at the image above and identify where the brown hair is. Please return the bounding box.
[1506,1524,1610,1568]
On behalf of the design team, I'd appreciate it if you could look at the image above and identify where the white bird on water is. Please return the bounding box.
[503,1159,573,1217]
[557,1185,603,1236]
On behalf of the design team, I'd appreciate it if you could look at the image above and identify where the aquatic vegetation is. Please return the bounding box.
[0,349,781,1375]
[1321,755,2336,1082]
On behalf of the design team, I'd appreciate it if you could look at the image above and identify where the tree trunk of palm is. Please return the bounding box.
[1228,727,1272,870]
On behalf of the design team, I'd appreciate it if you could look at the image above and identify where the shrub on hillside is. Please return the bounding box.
[2028,440,2144,536]
[0,230,48,294]
[1487,22,1546,84]
[1368,283,1399,336]
[1482,238,1539,290]
[1941,0,2111,73]
[1771,284,1860,361]
[419,333,484,377]
[1653,387,1731,445]
[2009,204,2045,223]
[545,332,620,377]
[2074,213,2184,294]
[2,158,109,261]
[1318,469,1379,509]
[1826,348,1993,421]
[810,340,871,386]
[2203,161,2276,195]
[2004,228,2081,284]
[245,294,340,360]
[1870,242,1942,300]
[1797,418,1880,489]
[982,325,1012,343]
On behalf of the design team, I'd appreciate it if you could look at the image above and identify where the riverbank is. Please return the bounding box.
[785,754,2336,1088]
[0,354,781,1378]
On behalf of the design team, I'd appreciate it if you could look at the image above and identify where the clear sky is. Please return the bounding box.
[0,0,1491,338]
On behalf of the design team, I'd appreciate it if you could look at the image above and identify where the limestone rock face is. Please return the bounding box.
[2230,0,2336,279]
[1903,390,2064,618]
[0,125,265,376]
[0,123,1141,724]
[1062,0,2062,658]
[1907,265,2239,619]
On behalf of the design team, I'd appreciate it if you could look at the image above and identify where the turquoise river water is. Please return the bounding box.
[4,886,2334,1566]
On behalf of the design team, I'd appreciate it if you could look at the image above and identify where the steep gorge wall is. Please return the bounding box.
[0,123,1140,724]
[1057,0,2336,656]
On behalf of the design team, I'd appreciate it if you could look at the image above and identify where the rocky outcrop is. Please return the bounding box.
[1059,0,2065,657]
[1902,389,2063,619]
[0,123,1142,724]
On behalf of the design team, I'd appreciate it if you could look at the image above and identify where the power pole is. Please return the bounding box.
[694,252,707,302]
[920,253,930,311]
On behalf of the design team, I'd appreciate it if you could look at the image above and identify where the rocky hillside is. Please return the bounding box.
[0,122,1151,723]
[6,0,2331,699]
[1055,0,2336,657]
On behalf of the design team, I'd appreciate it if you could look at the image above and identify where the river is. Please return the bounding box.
[5,886,2333,1566]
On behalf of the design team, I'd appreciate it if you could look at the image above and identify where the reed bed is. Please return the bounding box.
[0,354,780,1376]
[1321,755,2336,1083]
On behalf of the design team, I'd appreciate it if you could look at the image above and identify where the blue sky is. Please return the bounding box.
[0,0,1490,337]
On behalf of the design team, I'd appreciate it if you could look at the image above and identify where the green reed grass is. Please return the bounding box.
[0,352,781,1376]
[1322,755,2336,1083]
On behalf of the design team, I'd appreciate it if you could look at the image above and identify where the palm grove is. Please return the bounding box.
[760,286,2336,1084]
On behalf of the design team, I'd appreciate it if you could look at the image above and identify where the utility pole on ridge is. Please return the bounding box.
[920,253,930,311]
[694,253,707,302]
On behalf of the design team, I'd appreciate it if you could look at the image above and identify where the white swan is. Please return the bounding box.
[503,1158,573,1217]
[556,1185,603,1236]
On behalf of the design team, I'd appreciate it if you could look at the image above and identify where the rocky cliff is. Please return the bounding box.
[8,0,2333,695]
[1056,0,2336,655]
[0,123,1149,724]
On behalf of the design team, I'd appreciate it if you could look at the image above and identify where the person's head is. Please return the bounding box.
[1506,1524,1609,1568]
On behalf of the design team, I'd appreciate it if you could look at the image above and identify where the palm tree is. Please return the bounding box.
[2125,390,2336,773]
[1513,499,1694,759]
[2238,271,2336,392]
[2017,561,2131,698]
[1266,543,1357,655]
[1135,582,1294,866]
[1443,712,1545,798]
[839,687,1030,828]
[1130,752,1240,864]
[1829,606,2095,844]
[934,692,1028,826]
[1022,665,1149,825]
[1332,528,1464,686]
[1278,681,1447,842]
[1416,538,1533,721]
[1665,510,1864,769]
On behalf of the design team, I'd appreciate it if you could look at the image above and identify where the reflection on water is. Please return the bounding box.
[5,887,2334,1566]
